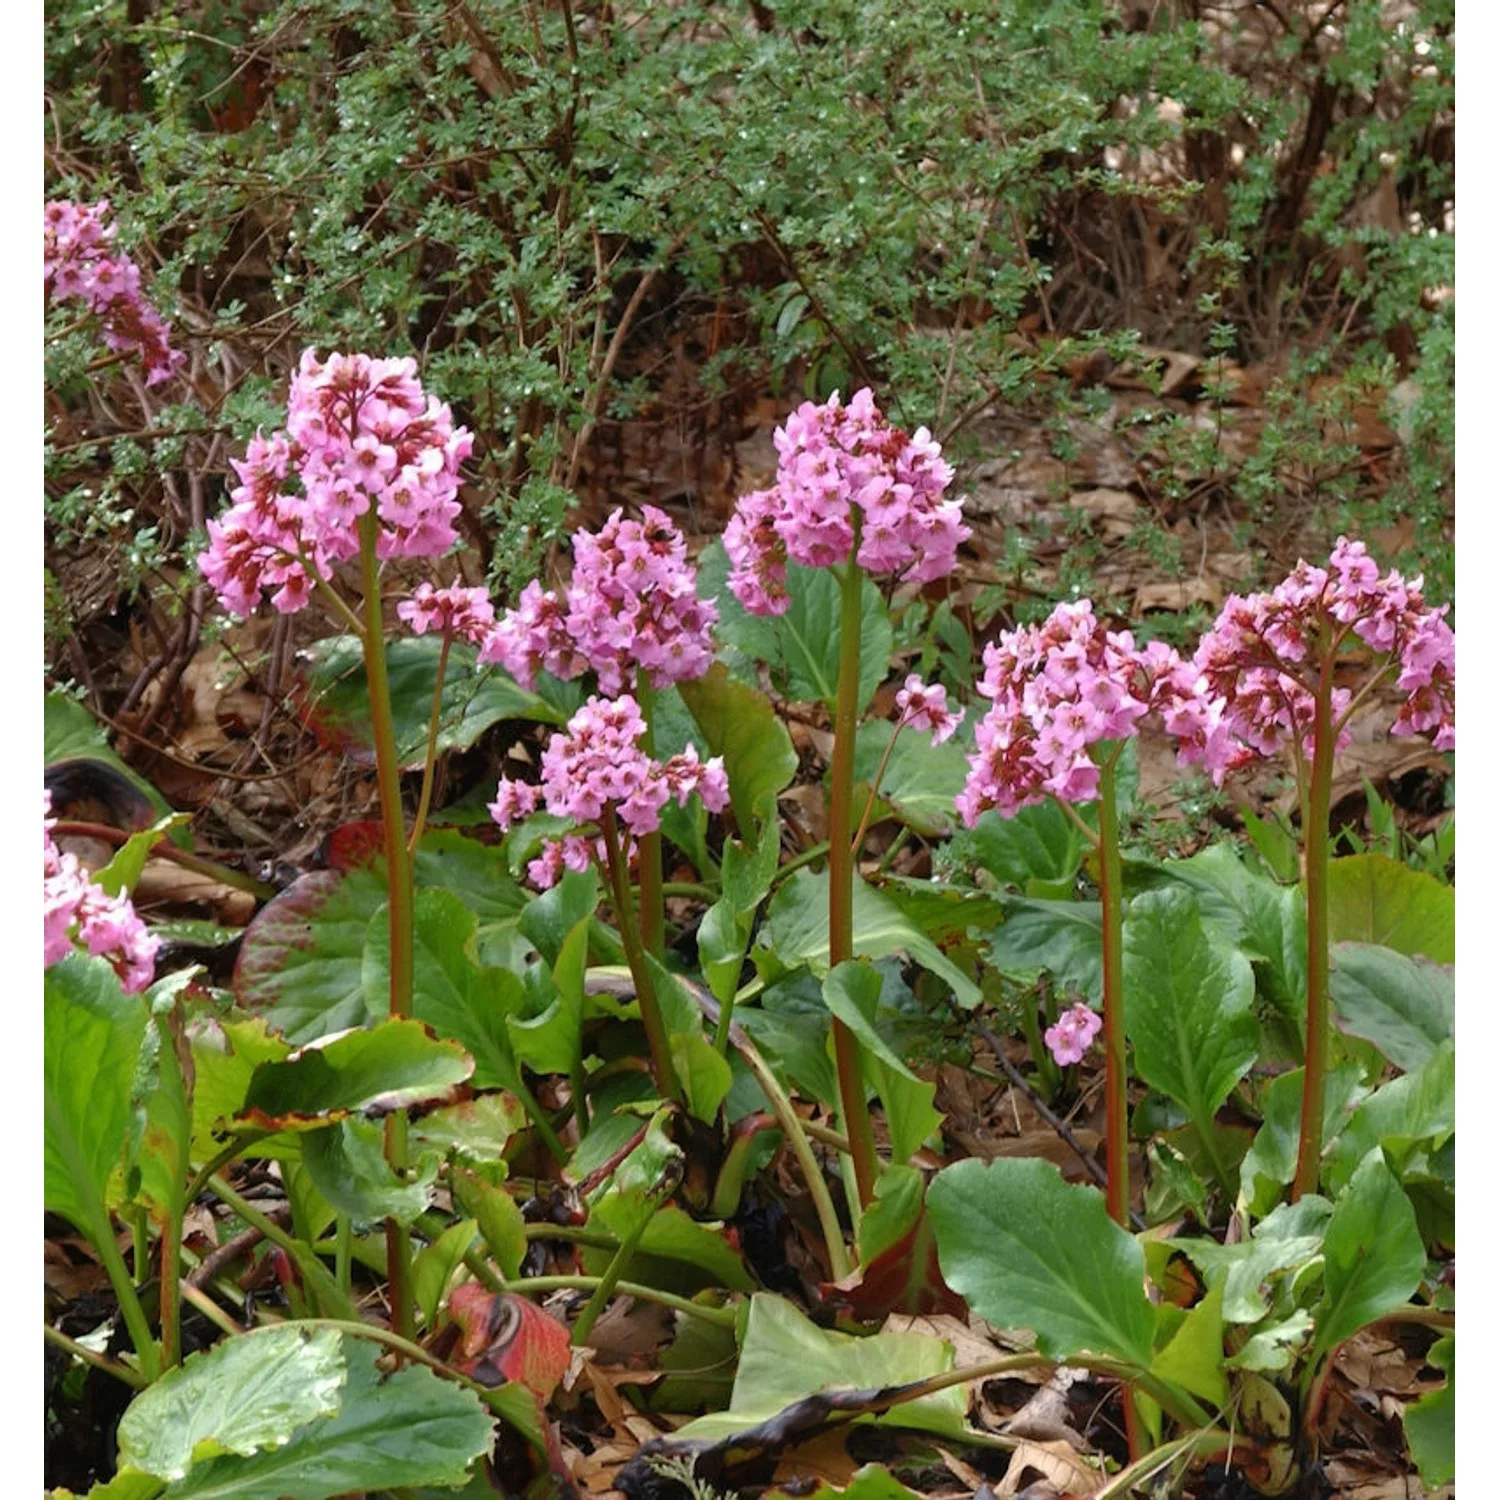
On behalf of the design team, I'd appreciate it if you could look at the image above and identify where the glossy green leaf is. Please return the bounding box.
[671,1032,734,1124]
[239,1018,472,1128]
[823,961,917,1081]
[1329,943,1453,1071]
[1225,1310,1315,1373]
[44,956,149,1239]
[674,1293,963,1441]
[984,897,1102,1005]
[45,691,181,839]
[1323,1041,1455,1195]
[677,663,798,831]
[1239,1065,1366,1217]
[1150,1281,1227,1407]
[452,1167,528,1281]
[1403,1335,1454,1485]
[411,830,528,966]
[928,1157,1155,1367]
[411,1093,527,1165]
[870,1057,943,1164]
[582,1202,756,1294]
[117,1327,345,1481]
[300,1117,439,1225]
[1123,887,1258,1156]
[166,1336,494,1498]
[1312,1150,1426,1364]
[763,869,980,1007]
[1325,853,1454,963]
[953,800,1085,895]
[1173,1198,1332,1324]
[413,1219,478,1328]
[96,814,190,897]
[302,634,561,766]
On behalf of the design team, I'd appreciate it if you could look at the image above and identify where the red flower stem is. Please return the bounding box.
[356,513,415,1344]
[634,670,667,958]
[1094,757,1130,1231]
[406,630,453,854]
[828,548,880,1211]
[600,805,680,1103]
[1292,654,1336,1201]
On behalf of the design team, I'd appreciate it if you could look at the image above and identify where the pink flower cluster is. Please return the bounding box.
[199,350,473,616]
[725,389,969,614]
[397,582,495,644]
[481,506,716,694]
[44,793,159,994]
[1045,1002,1102,1067]
[44,199,185,386]
[1191,537,1455,761]
[894,674,963,745]
[957,601,1222,823]
[488,695,729,888]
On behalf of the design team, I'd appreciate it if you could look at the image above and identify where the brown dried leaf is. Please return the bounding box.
[996,1439,1102,1497]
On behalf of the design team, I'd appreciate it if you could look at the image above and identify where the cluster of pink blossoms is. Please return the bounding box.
[199,350,473,616]
[482,506,716,695]
[397,582,495,644]
[489,695,729,888]
[725,389,970,614]
[956,600,1226,823]
[894,674,963,745]
[1191,537,1455,761]
[44,199,186,386]
[44,793,159,994]
[1045,1002,1103,1067]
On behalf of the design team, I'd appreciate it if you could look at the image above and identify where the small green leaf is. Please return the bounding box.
[823,961,917,1081]
[413,1219,478,1329]
[1239,1066,1366,1217]
[96,814,190,897]
[1150,1281,1227,1407]
[1225,1310,1314,1373]
[300,1118,439,1226]
[1313,1150,1426,1364]
[1123,887,1258,1157]
[928,1158,1155,1367]
[452,1168,528,1280]
[166,1336,495,1498]
[1403,1335,1453,1485]
[1323,1041,1455,1195]
[117,1327,345,1482]
[671,1032,734,1124]
[870,1057,943,1165]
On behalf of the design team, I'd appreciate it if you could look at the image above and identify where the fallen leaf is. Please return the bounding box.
[996,1439,1101,1497]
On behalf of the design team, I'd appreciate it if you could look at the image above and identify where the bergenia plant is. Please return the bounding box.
[956,598,1221,1226]
[723,388,969,1208]
[199,348,473,1341]
[482,504,718,958]
[1186,538,1455,1198]
[489,692,728,1097]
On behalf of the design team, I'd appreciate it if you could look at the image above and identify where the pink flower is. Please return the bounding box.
[1044,1003,1102,1067]
[199,351,473,617]
[397,582,496,644]
[1189,538,1455,770]
[724,390,969,613]
[44,792,158,993]
[481,506,716,694]
[895,674,963,744]
[44,199,185,385]
[490,694,729,888]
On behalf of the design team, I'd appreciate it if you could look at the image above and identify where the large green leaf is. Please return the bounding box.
[851,720,968,836]
[927,1158,1156,1367]
[1323,1041,1455,1195]
[1312,1150,1426,1363]
[823,961,918,1082]
[301,634,561,766]
[1329,943,1454,1071]
[190,1017,296,1163]
[953,801,1085,896]
[411,831,528,966]
[238,1018,473,1128]
[165,1336,495,1499]
[762,868,980,1007]
[983,897,1102,1005]
[117,1327,345,1482]
[677,663,798,832]
[1325,854,1454,963]
[235,869,387,1042]
[1123,887,1259,1163]
[699,542,892,711]
[673,1293,963,1441]
[44,956,149,1239]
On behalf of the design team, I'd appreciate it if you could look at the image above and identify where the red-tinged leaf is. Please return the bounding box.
[447,1284,572,1402]
[322,820,387,873]
[821,1209,966,1321]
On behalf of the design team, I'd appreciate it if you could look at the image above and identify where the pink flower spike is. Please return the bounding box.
[1044,1003,1102,1067]
[895,674,963,744]
[397,582,496,645]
